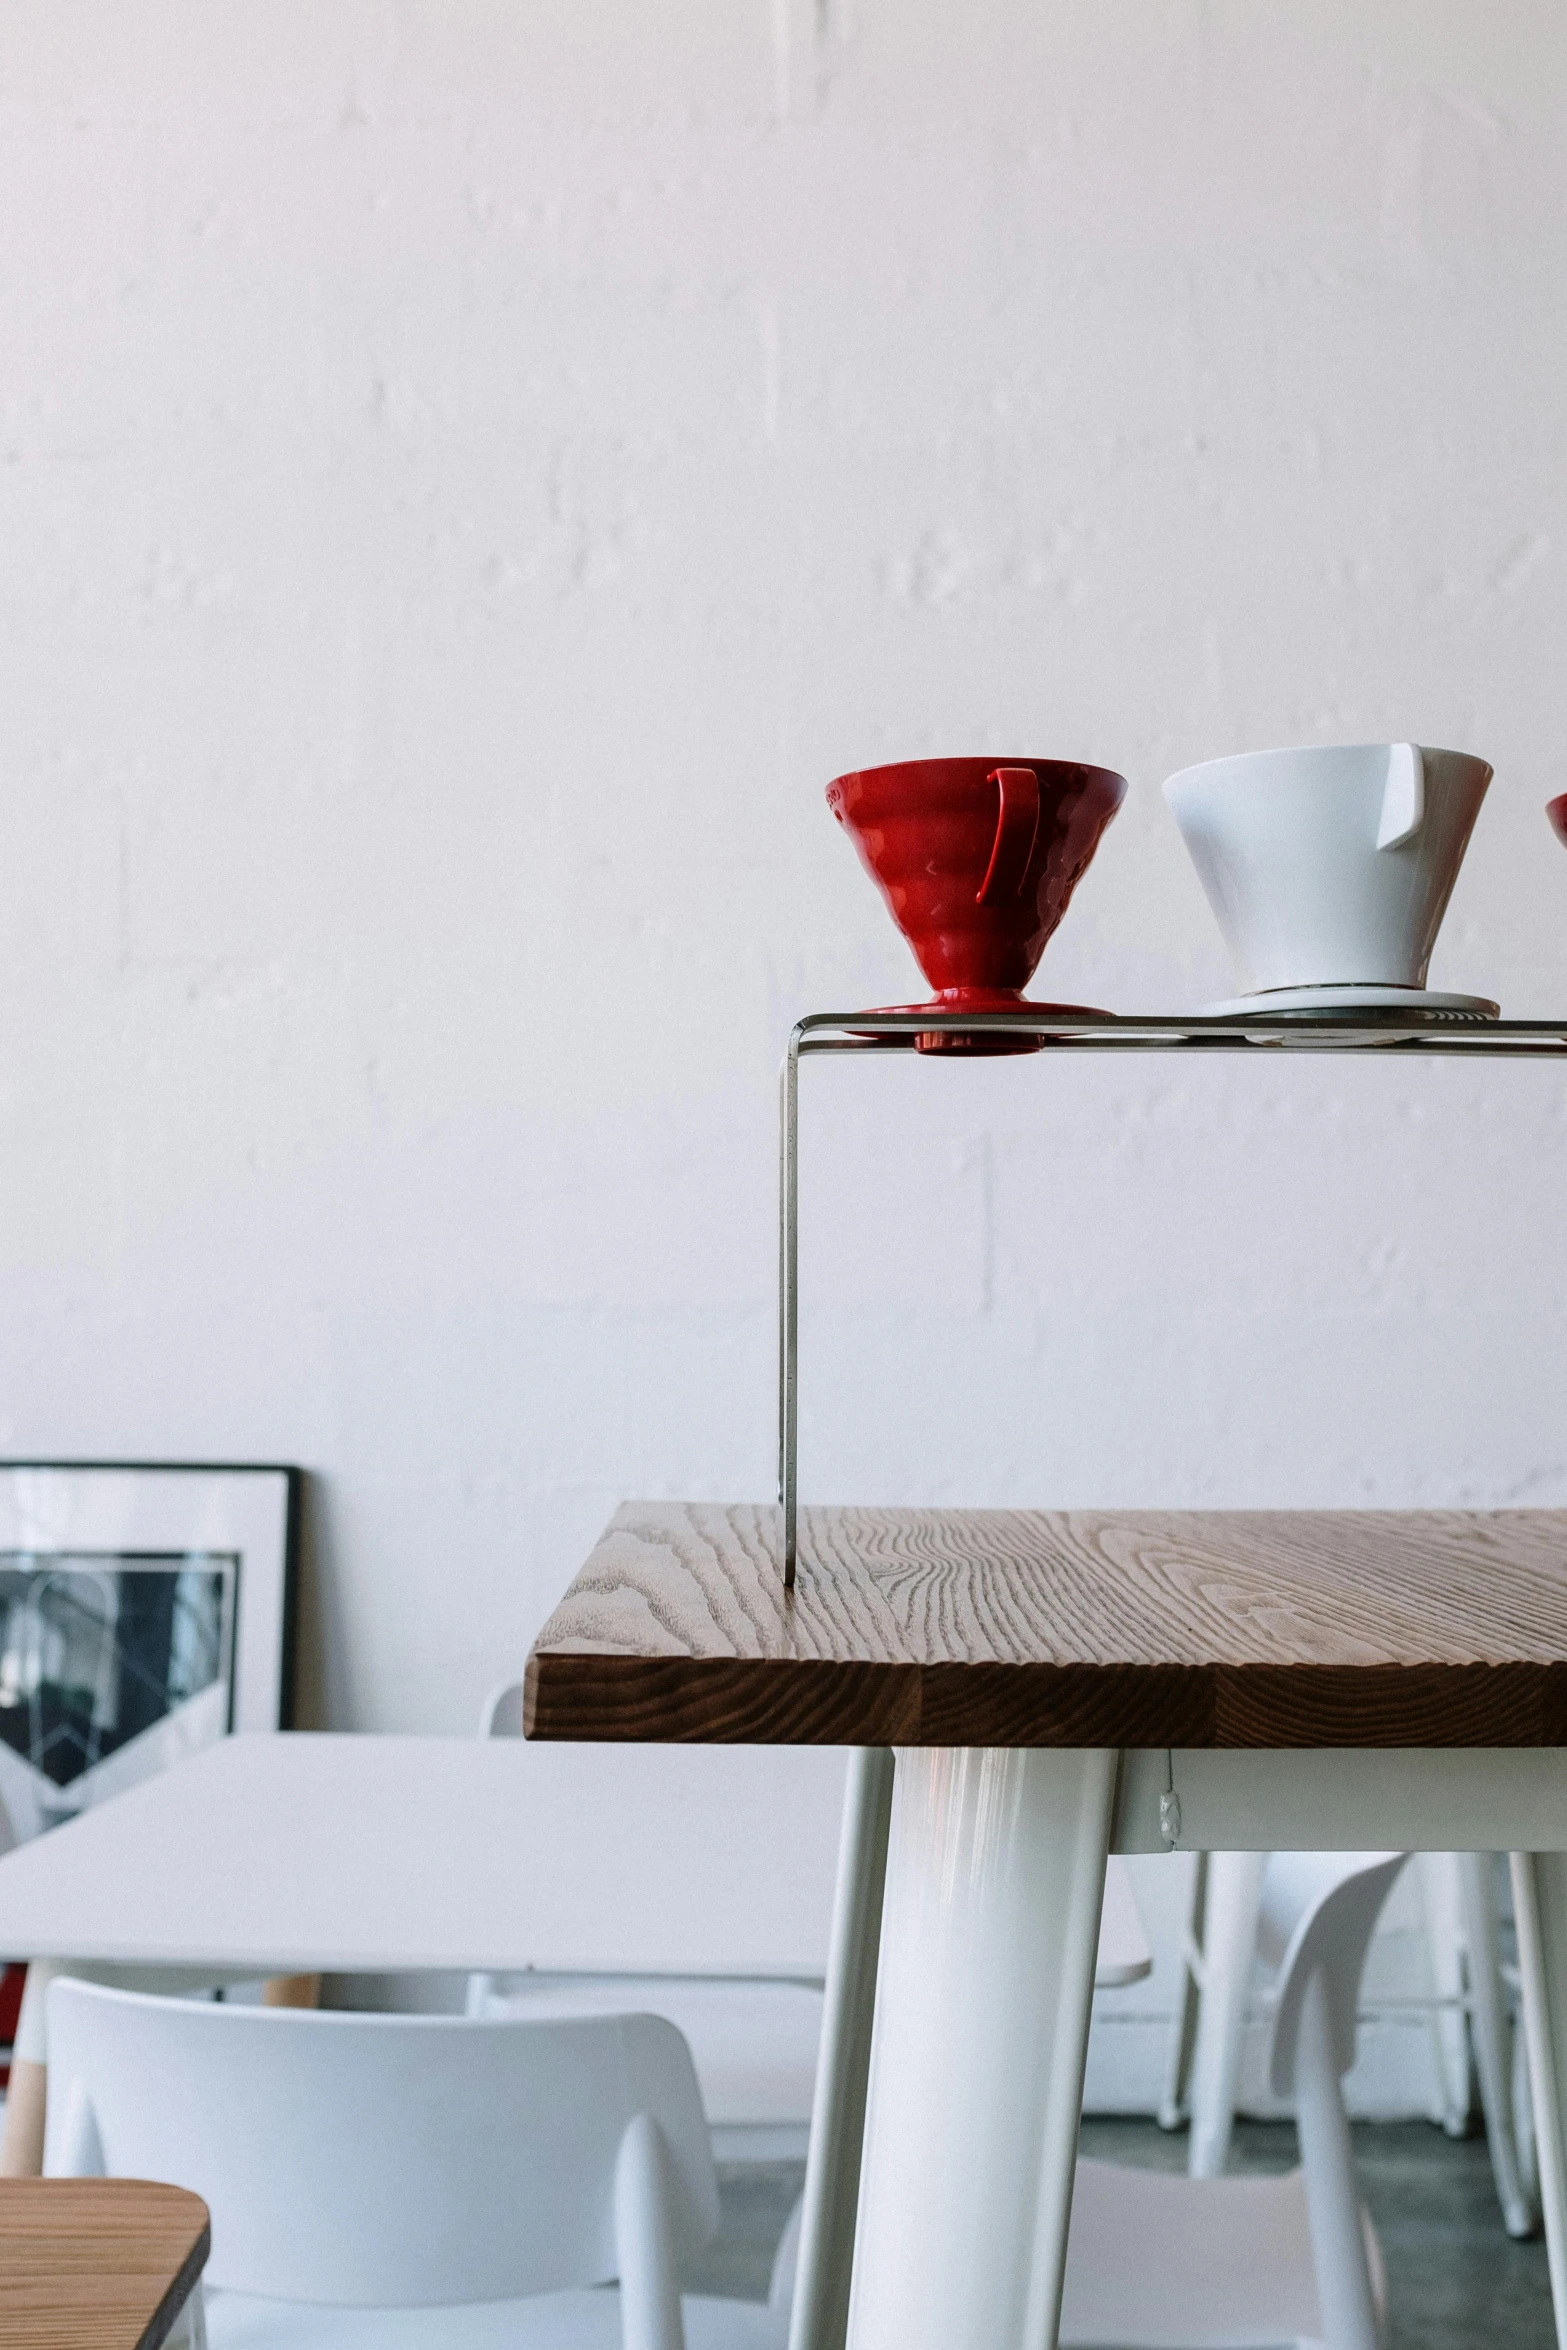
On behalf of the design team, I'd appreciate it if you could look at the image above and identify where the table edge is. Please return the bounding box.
[524,1650,1567,1747]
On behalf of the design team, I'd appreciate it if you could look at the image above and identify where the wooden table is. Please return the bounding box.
[528,1500,1567,2350]
[0,2178,209,2350]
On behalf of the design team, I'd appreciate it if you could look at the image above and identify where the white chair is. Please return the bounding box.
[44,1978,797,2350]
[1063,1851,1406,2350]
[468,1681,824,2145]
[1160,1847,1536,2237]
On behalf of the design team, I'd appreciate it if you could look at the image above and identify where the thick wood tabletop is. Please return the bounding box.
[0,2179,209,2350]
[524,1502,1567,1748]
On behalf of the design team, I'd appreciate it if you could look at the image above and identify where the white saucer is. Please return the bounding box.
[1200,984,1500,1021]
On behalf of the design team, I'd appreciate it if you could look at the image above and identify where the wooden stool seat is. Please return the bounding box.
[0,2177,209,2350]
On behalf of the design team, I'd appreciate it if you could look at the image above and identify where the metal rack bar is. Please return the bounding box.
[776,1009,1567,1587]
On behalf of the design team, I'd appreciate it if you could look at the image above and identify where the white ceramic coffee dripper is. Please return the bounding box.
[1163,742,1497,1016]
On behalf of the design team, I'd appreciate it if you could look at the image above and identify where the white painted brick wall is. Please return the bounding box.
[0,2,1563,2107]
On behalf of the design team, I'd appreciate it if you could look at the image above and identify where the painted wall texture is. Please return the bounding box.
[1,0,1563,1792]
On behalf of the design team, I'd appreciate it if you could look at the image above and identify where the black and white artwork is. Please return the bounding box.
[0,1465,297,1852]
[0,1552,238,1840]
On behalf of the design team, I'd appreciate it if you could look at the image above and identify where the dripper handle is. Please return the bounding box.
[977,766,1041,903]
[1377,742,1425,850]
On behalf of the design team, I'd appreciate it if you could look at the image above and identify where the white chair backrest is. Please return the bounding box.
[44,1980,720,2308]
[1265,1850,1407,2097]
[479,1678,527,1739]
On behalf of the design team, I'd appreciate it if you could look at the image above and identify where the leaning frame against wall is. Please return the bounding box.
[0,1461,299,1850]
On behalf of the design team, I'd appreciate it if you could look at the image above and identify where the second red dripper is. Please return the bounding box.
[827,756,1127,1052]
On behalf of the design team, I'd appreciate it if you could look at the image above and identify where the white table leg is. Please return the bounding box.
[788,1747,895,2350]
[1511,1855,1567,2345]
[1186,1849,1267,2179]
[846,1747,1116,2350]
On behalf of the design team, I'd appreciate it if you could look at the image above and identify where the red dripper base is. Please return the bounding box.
[863,988,1108,1056]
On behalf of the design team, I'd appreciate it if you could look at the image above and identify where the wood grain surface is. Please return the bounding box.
[525,1502,1567,1748]
[0,2178,210,2350]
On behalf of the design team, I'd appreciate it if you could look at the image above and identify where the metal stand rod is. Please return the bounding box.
[779,1035,800,1588]
[776,1006,1567,1585]
[787,1747,896,2350]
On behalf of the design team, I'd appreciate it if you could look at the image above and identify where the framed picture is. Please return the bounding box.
[0,1462,299,1848]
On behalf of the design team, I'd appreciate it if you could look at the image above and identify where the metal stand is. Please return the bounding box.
[778,1005,1567,1585]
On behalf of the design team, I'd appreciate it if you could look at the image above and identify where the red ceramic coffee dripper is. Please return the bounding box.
[1549,795,1567,849]
[827,756,1128,1053]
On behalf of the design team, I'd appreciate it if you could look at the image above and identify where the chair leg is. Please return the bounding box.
[1457,1853,1538,2239]
[1187,1851,1267,2179]
[1157,1849,1207,2131]
[845,1746,1115,2350]
[1416,1853,1472,2135]
[787,1746,895,2350]
[1516,2009,1540,2211]
[0,2056,47,2177]
[1294,1967,1381,2350]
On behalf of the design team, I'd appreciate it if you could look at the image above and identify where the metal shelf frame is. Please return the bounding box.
[776,1006,1567,1587]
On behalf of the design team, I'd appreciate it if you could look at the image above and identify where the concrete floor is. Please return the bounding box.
[697,2121,1555,2346]
[688,2160,808,2303]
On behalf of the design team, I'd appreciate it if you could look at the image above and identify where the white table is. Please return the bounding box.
[0,1731,1148,1984]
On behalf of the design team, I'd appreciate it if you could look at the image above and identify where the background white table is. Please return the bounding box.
[0,1732,1148,1986]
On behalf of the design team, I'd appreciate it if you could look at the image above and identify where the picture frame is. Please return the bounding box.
[0,1461,300,1849]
